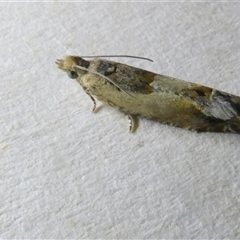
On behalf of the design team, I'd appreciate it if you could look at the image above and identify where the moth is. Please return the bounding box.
[56,55,240,133]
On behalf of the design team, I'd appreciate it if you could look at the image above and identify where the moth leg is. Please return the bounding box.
[85,92,96,112]
[90,95,96,112]
[128,115,138,133]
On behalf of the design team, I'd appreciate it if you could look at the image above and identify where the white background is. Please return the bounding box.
[1,2,240,238]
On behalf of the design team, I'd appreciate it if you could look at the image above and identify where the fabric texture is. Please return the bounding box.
[1,2,240,238]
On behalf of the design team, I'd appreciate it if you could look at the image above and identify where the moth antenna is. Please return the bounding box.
[81,55,153,62]
[75,65,133,97]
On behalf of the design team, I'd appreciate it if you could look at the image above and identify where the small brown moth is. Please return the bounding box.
[56,55,240,133]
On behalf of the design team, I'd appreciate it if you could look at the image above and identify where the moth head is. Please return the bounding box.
[56,56,90,79]
[56,55,131,96]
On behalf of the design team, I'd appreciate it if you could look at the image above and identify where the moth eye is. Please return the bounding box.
[67,70,78,79]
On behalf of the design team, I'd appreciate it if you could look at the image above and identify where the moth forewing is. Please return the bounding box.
[56,56,240,134]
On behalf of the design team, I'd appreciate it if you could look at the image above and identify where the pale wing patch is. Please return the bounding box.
[203,90,238,120]
[151,75,193,92]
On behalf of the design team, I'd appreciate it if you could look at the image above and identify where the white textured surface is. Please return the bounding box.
[1,2,240,239]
